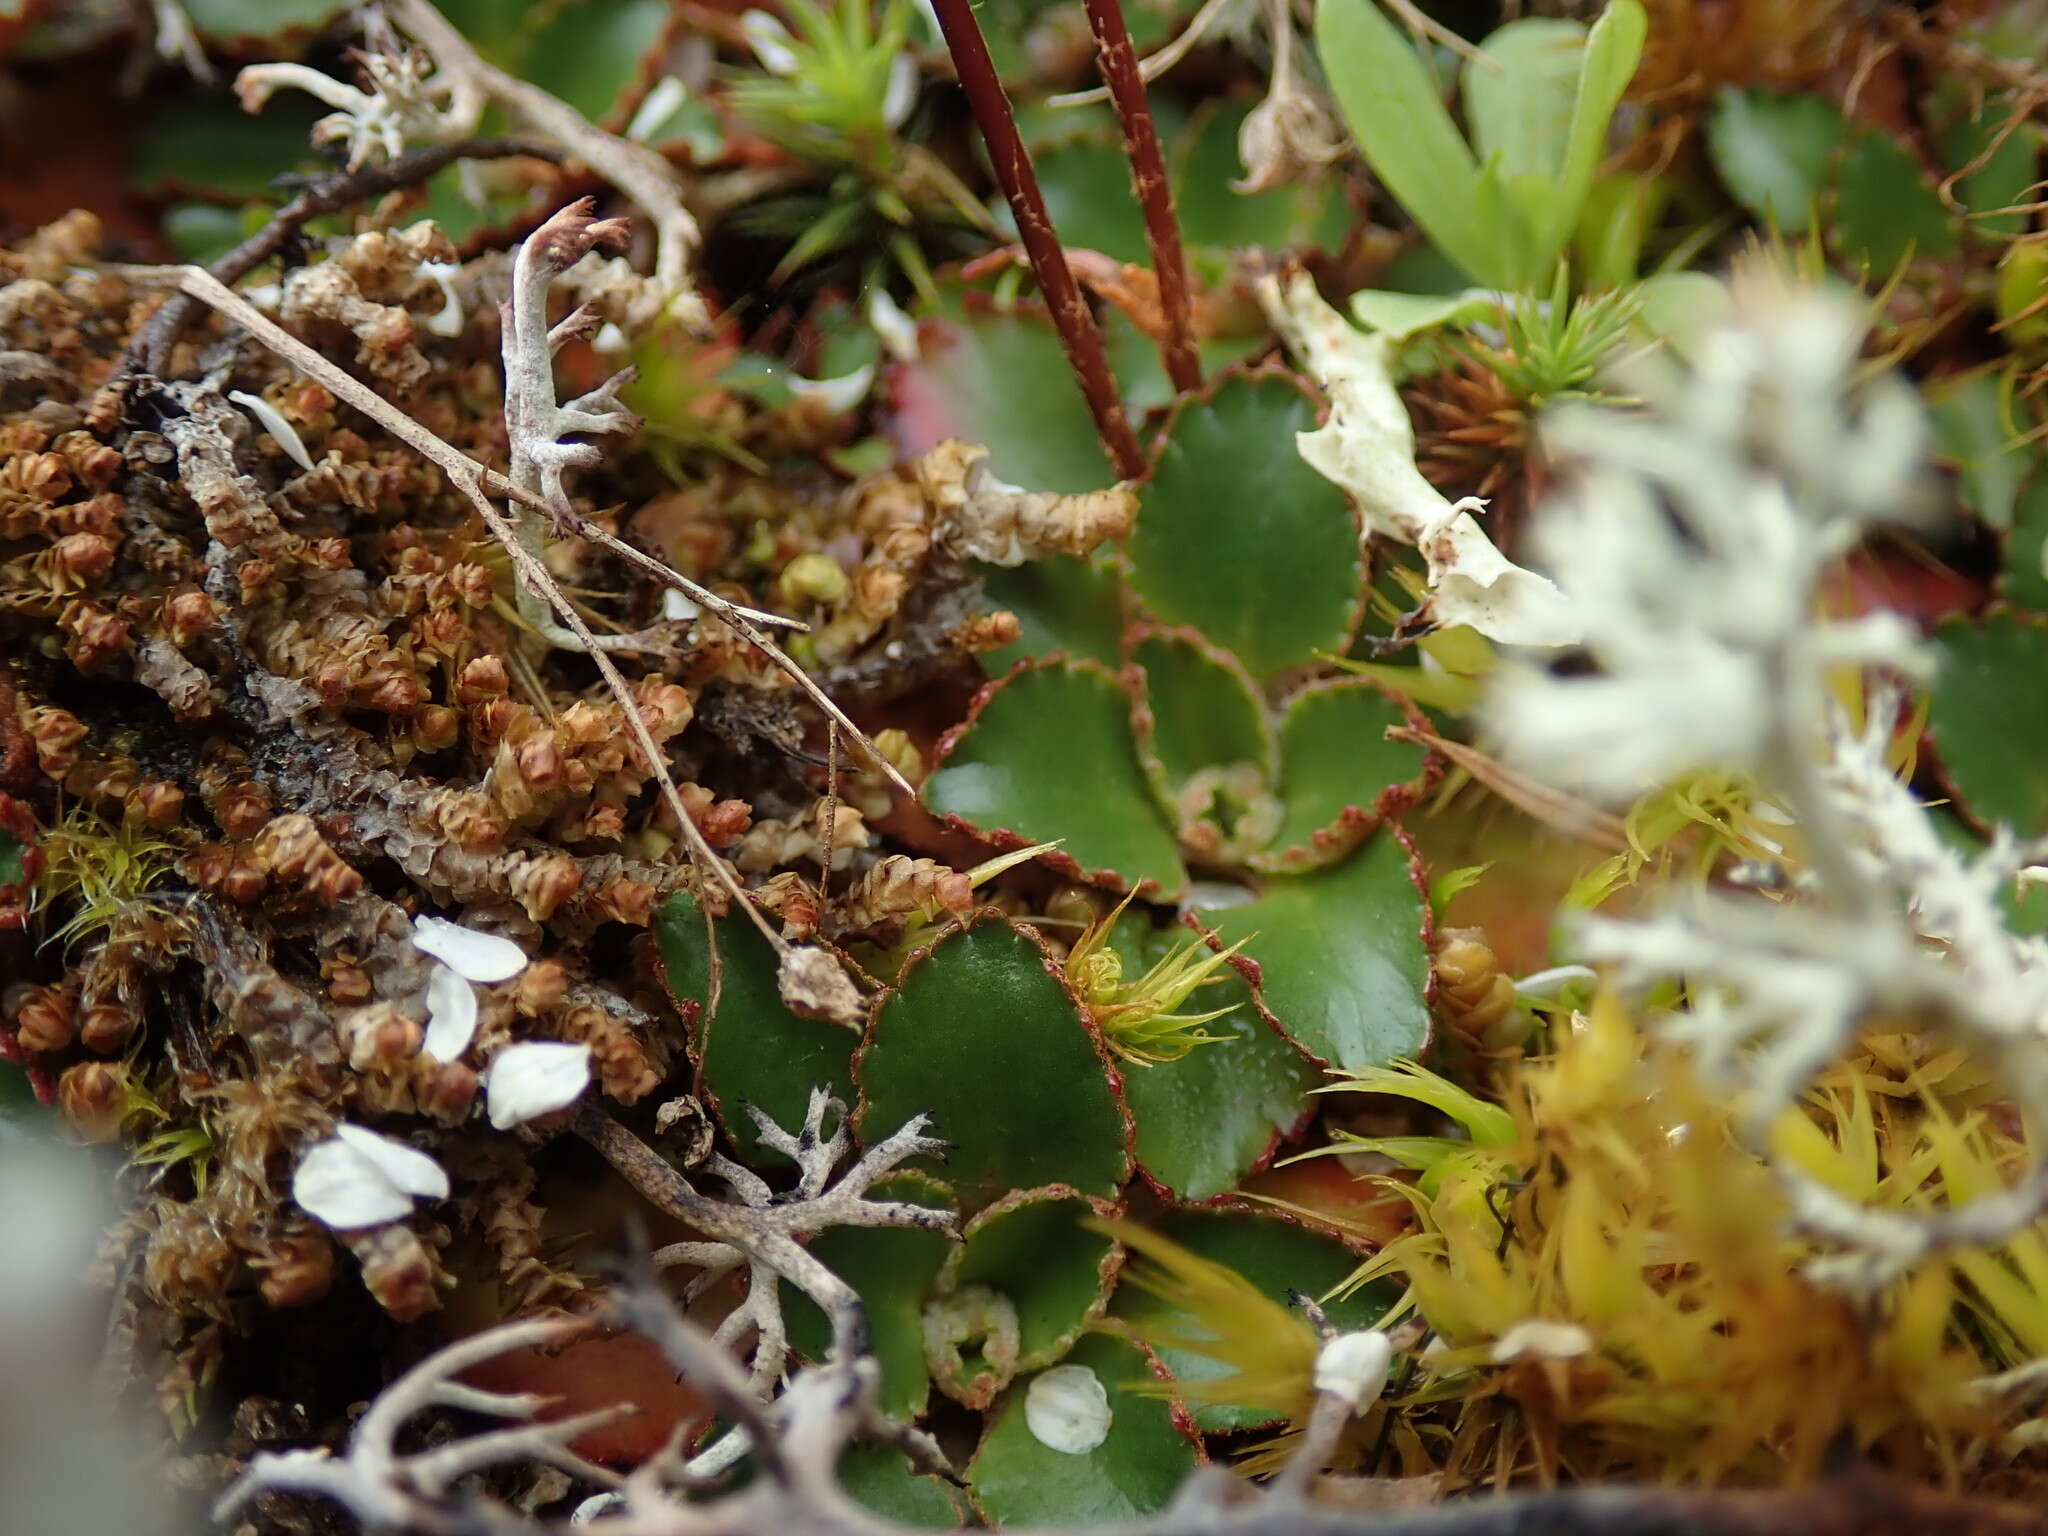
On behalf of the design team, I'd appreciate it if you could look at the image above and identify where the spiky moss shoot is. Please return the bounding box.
[1300,992,2037,1489]
[29,802,176,953]
[1064,893,1248,1066]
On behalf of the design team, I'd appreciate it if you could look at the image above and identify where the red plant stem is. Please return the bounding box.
[927,0,1145,481]
[1083,0,1201,396]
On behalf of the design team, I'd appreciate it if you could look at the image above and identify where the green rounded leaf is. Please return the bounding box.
[183,0,349,39]
[942,1186,1122,1373]
[858,919,1133,1207]
[1171,102,1346,257]
[1115,917,1319,1201]
[1705,87,1847,234]
[1197,832,1430,1071]
[978,555,1127,672]
[1128,373,1362,680]
[837,1446,971,1530]
[656,891,855,1163]
[784,1174,957,1420]
[1931,610,2048,837]
[1131,630,1276,858]
[1028,138,1150,266]
[1253,678,1430,872]
[888,301,1113,492]
[520,0,672,128]
[966,1334,1196,1525]
[1929,371,2028,530]
[1933,82,2040,243]
[130,92,321,200]
[2002,475,2048,610]
[925,659,1187,898]
[1110,1208,1388,1430]
[1832,128,1957,273]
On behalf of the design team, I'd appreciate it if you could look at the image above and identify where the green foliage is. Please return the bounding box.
[1929,610,2048,838]
[31,807,174,954]
[946,1187,1121,1370]
[1705,88,1846,234]
[1314,0,1647,289]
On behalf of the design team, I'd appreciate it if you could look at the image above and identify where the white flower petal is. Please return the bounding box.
[867,286,920,363]
[881,52,918,130]
[739,10,801,74]
[293,1128,446,1230]
[787,363,874,415]
[627,74,689,143]
[421,962,479,1061]
[417,260,465,338]
[1025,1363,1111,1455]
[486,1042,592,1129]
[333,1124,450,1200]
[411,914,528,983]
[1314,1330,1393,1410]
[227,389,316,473]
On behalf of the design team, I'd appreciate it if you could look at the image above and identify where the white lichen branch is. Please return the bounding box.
[1484,277,2048,1287]
[214,1317,626,1531]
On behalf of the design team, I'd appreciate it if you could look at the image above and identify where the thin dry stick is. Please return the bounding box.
[1388,723,1629,852]
[167,267,803,960]
[927,0,1145,481]
[1083,0,1201,395]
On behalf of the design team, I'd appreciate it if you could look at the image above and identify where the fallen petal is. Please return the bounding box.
[1025,1363,1111,1455]
[486,1042,592,1129]
[421,962,479,1061]
[334,1124,450,1200]
[412,913,528,983]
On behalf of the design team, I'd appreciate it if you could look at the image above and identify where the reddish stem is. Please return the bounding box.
[928,0,1145,481]
[1083,0,1202,396]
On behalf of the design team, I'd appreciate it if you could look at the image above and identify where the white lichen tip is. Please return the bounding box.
[293,1125,449,1231]
[411,913,529,984]
[739,10,802,75]
[421,962,479,1061]
[1490,1318,1595,1364]
[1314,1330,1394,1411]
[1025,1364,1112,1455]
[787,364,875,416]
[227,389,317,473]
[485,1041,593,1129]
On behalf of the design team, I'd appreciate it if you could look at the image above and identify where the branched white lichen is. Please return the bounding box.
[1485,277,2048,1287]
[576,1089,951,1435]
[214,1318,626,1529]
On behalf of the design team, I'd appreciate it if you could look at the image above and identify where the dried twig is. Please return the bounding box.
[1083,0,1201,394]
[927,0,1144,480]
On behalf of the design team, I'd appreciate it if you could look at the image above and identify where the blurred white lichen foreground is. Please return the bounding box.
[1482,276,2048,1287]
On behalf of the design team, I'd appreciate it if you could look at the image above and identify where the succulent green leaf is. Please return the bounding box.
[1930,610,2048,837]
[966,1334,1196,1524]
[1197,832,1430,1071]
[182,0,348,38]
[1463,20,1588,189]
[1704,87,1847,234]
[519,0,671,127]
[1928,372,2028,530]
[1833,129,1958,273]
[1028,138,1151,266]
[1316,0,1499,287]
[783,1175,957,1420]
[1130,631,1275,856]
[1347,288,1499,340]
[925,660,1187,898]
[1934,89,2040,243]
[1527,0,1646,264]
[1254,679,1429,872]
[1110,1208,1388,1430]
[1116,927,1320,1201]
[888,301,1114,492]
[130,93,322,200]
[942,1186,1123,1373]
[1171,102,1346,256]
[977,556,1127,672]
[656,892,855,1163]
[1128,373,1361,681]
[2001,475,2048,610]
[837,1446,971,1529]
[858,918,1133,1206]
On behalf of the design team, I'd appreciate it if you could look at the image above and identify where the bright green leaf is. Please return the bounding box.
[944,1186,1121,1370]
[858,918,1132,1206]
[1197,833,1430,1071]
[925,660,1187,898]
[1347,288,1499,339]
[656,892,855,1163]
[1833,128,1958,273]
[837,1445,971,1529]
[976,555,1127,672]
[1128,373,1361,681]
[1928,371,2028,530]
[1930,610,2048,837]
[1254,678,1428,872]
[1705,87,1847,233]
